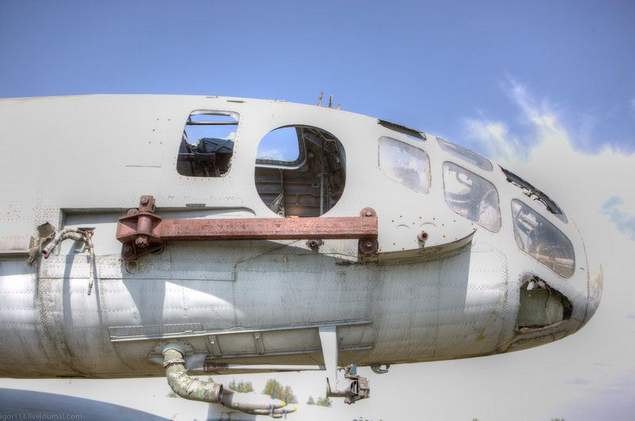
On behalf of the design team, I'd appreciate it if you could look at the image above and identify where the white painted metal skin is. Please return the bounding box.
[0,96,601,391]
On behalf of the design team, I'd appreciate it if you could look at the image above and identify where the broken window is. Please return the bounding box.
[378,119,425,140]
[378,137,430,194]
[176,112,238,177]
[255,126,345,217]
[501,166,567,223]
[517,277,572,330]
[512,200,575,278]
[437,137,493,171]
[443,162,501,232]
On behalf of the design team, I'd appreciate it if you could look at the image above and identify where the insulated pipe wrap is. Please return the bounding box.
[163,348,223,403]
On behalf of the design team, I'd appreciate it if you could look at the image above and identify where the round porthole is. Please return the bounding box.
[254,125,346,217]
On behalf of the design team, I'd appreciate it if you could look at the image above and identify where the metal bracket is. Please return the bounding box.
[117,195,378,261]
[318,326,370,404]
[117,195,164,260]
[370,363,391,374]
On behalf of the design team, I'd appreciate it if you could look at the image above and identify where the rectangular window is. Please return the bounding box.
[177,111,239,177]
[443,162,501,232]
[511,199,575,278]
[378,137,430,194]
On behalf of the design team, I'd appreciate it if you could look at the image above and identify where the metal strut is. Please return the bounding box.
[319,326,370,404]
[116,195,379,261]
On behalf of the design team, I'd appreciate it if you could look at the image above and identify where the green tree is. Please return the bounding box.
[262,379,297,403]
[228,380,254,393]
[316,396,332,407]
[283,386,297,403]
[307,395,315,405]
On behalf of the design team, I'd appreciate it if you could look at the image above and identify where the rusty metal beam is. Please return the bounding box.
[116,195,378,261]
[148,215,376,240]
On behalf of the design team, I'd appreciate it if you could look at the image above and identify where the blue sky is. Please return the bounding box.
[1,0,633,153]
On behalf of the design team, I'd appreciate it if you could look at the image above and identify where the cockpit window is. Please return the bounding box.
[511,200,575,278]
[177,111,238,177]
[443,162,501,232]
[378,137,430,194]
[437,138,493,171]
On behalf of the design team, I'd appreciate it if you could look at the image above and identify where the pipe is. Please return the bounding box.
[161,347,297,418]
[163,348,223,403]
[40,228,96,295]
[41,229,86,258]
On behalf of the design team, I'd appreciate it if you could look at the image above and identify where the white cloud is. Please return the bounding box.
[505,79,562,134]
[257,148,285,161]
[463,79,568,164]
[463,118,526,162]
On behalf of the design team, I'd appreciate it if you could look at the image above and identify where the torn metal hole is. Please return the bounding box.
[517,276,572,331]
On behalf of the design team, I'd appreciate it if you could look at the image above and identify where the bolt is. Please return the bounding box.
[140,196,149,206]
[307,239,323,251]
[135,236,149,248]
[359,239,377,256]
[417,231,428,243]
[361,208,375,217]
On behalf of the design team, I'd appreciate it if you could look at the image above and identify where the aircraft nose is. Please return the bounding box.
[583,256,603,324]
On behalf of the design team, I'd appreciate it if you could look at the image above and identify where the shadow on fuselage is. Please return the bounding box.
[0,388,167,421]
[0,388,258,421]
